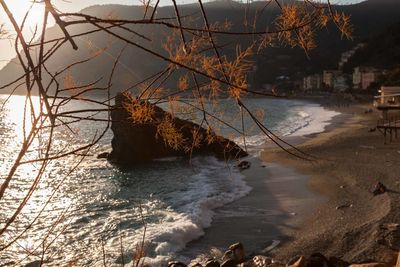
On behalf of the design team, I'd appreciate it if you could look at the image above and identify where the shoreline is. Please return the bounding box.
[182,99,400,265]
[263,103,400,262]
[180,100,349,262]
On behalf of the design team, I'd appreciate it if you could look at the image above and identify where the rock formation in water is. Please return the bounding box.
[107,92,248,165]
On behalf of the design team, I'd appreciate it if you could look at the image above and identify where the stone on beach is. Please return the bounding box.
[372,182,387,196]
[205,259,221,267]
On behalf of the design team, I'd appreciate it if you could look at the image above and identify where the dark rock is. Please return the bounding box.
[328,256,349,267]
[308,253,328,267]
[237,161,251,170]
[109,92,248,165]
[205,259,221,267]
[221,259,237,267]
[372,182,387,196]
[229,242,246,264]
[168,261,188,267]
[97,152,110,159]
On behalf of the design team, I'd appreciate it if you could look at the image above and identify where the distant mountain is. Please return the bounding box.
[0,0,399,95]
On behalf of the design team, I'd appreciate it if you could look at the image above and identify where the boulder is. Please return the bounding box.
[221,259,237,267]
[205,259,221,267]
[108,92,248,165]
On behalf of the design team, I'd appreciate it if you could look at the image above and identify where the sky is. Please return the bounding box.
[0,0,365,70]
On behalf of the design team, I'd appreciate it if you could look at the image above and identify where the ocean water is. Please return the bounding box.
[0,95,339,266]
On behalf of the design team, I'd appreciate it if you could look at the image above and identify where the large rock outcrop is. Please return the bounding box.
[108,93,248,165]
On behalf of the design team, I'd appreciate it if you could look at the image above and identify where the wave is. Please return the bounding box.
[104,157,251,266]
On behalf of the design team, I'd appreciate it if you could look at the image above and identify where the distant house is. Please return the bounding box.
[323,70,342,88]
[353,67,381,90]
[374,86,400,119]
[375,86,400,106]
[303,74,322,91]
[333,75,348,92]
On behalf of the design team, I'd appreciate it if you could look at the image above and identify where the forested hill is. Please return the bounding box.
[343,21,400,72]
[0,0,400,95]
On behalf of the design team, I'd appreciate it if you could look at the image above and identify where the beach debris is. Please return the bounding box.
[340,185,346,189]
[237,161,251,170]
[368,127,376,133]
[372,182,387,196]
[168,261,188,267]
[252,255,273,267]
[97,152,110,159]
[336,203,353,210]
[205,259,220,267]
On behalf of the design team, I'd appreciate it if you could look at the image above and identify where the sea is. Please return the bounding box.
[0,95,340,266]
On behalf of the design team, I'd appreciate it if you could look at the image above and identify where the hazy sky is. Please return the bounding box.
[0,0,365,70]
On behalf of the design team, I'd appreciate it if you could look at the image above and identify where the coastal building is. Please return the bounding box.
[333,75,348,92]
[375,86,400,106]
[323,70,342,88]
[374,86,400,120]
[353,67,381,90]
[303,74,322,91]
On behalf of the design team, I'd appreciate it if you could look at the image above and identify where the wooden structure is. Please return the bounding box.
[374,86,400,119]
[377,117,400,143]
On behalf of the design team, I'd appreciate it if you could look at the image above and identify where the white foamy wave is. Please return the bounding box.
[237,103,340,153]
[108,156,251,266]
[290,104,340,137]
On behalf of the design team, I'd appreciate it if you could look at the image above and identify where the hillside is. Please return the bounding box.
[0,0,400,95]
[343,20,400,72]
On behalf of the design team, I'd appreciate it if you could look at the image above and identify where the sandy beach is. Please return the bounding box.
[183,102,400,264]
[264,104,400,263]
